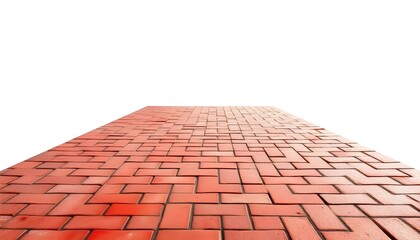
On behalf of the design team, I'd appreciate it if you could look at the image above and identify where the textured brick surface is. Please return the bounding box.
[0,106,419,239]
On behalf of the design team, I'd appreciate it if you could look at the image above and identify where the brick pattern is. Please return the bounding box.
[0,106,419,240]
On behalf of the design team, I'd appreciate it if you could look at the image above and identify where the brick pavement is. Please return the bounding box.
[0,106,419,239]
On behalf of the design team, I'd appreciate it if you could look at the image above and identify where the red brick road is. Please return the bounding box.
[0,106,419,239]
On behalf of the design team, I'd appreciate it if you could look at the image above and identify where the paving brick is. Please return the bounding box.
[283,217,322,240]
[123,184,171,193]
[252,216,284,230]
[22,230,89,240]
[224,230,287,240]
[156,230,220,240]
[323,217,391,240]
[223,216,252,230]
[106,204,163,215]
[1,106,418,239]
[239,168,263,184]
[65,216,128,229]
[7,193,66,204]
[192,216,220,229]
[220,169,241,184]
[0,230,26,240]
[195,204,248,216]
[160,204,191,229]
[19,204,54,215]
[197,177,241,193]
[358,205,420,217]
[126,216,160,229]
[88,193,141,203]
[249,204,304,216]
[221,193,271,203]
[88,230,153,240]
[289,184,339,193]
[48,184,99,193]
[49,194,107,216]
[303,205,346,230]
[267,185,323,204]
[321,194,377,204]
[375,218,420,240]
[2,216,69,229]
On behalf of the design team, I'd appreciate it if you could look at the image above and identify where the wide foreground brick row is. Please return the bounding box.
[0,106,419,239]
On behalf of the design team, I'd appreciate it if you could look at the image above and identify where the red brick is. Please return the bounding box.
[48,184,99,193]
[7,193,66,204]
[65,216,128,229]
[0,176,17,184]
[146,156,181,162]
[4,168,51,176]
[404,218,420,231]
[375,218,419,240]
[239,169,263,184]
[255,163,279,176]
[71,169,114,176]
[2,216,69,229]
[178,168,218,176]
[223,216,251,229]
[22,230,89,240]
[152,177,195,184]
[49,194,107,215]
[160,204,191,229]
[243,185,267,193]
[293,157,332,169]
[192,216,220,229]
[169,193,218,203]
[224,230,287,240]
[0,184,53,193]
[359,205,420,217]
[123,184,170,193]
[263,177,307,184]
[100,157,127,169]
[220,169,241,184]
[305,176,353,185]
[88,230,153,240]
[136,169,177,176]
[0,203,26,215]
[88,194,141,203]
[197,177,241,193]
[83,177,109,184]
[126,216,160,229]
[267,185,323,204]
[106,204,163,215]
[184,157,218,162]
[289,184,339,194]
[19,204,54,215]
[11,176,42,184]
[141,193,168,203]
[321,194,377,204]
[195,204,248,216]
[156,230,220,240]
[221,194,271,204]
[252,216,284,230]
[329,205,365,216]
[249,204,304,216]
[323,217,391,240]
[200,163,237,169]
[279,169,321,176]
[0,230,25,240]
[219,157,252,163]
[2,106,419,239]
[303,205,346,230]
[283,217,322,240]
[172,185,195,193]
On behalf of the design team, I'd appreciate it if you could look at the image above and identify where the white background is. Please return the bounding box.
[1,1,419,170]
